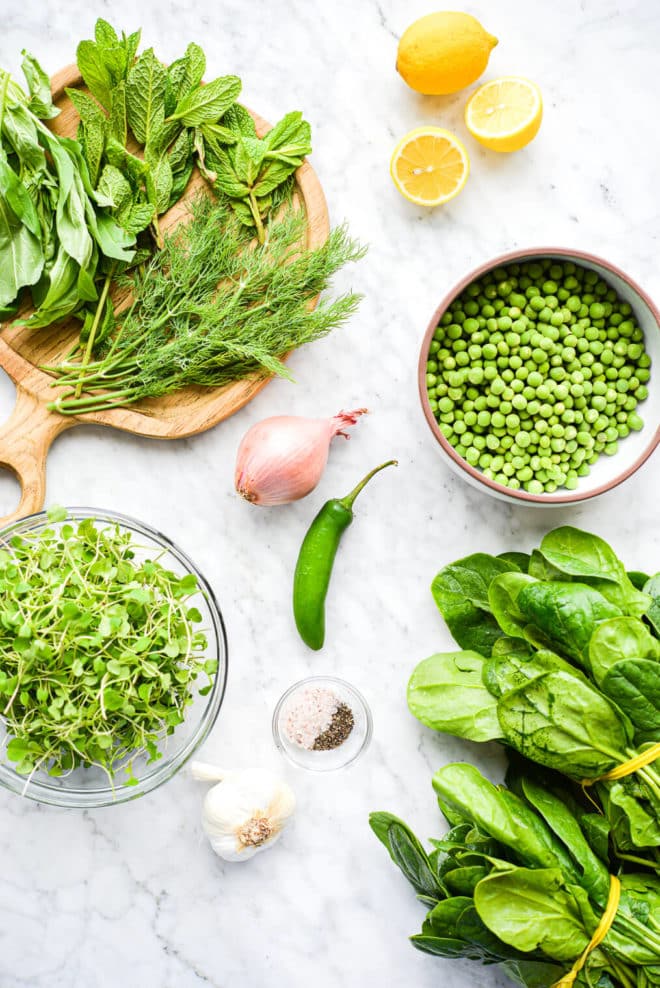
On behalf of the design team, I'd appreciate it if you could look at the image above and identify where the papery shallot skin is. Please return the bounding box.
[235,409,367,506]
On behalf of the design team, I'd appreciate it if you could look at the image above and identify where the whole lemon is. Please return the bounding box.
[396,12,498,95]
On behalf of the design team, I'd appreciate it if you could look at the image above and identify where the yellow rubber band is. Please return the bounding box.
[581,743,660,786]
[551,875,621,988]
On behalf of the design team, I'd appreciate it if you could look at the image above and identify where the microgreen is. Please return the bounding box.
[0,511,214,786]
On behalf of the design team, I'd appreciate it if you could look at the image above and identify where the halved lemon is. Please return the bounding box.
[390,127,470,206]
[465,77,543,152]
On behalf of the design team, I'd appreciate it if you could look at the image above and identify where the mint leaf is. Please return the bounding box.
[95,164,132,211]
[65,88,107,186]
[169,74,241,127]
[95,19,119,47]
[126,48,167,145]
[109,82,127,144]
[77,40,114,109]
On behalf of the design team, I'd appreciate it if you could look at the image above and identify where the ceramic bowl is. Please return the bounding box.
[418,248,660,505]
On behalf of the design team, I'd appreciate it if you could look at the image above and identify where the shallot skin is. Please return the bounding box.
[235,409,367,506]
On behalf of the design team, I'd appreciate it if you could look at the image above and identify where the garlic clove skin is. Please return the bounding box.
[235,409,367,506]
[192,764,296,863]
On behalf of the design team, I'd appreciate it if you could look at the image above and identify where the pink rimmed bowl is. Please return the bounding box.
[418,248,660,505]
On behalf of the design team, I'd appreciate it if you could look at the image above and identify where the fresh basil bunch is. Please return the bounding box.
[0,54,134,324]
[370,761,660,988]
[408,527,660,854]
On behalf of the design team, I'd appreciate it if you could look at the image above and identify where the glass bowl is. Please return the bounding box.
[272,676,372,771]
[0,508,227,808]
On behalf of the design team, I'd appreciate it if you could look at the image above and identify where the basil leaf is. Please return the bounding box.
[21,51,59,120]
[0,170,44,306]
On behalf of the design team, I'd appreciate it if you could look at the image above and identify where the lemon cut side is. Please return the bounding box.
[390,127,470,207]
[465,77,543,152]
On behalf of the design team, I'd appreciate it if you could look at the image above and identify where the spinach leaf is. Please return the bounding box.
[516,582,622,662]
[497,670,632,779]
[431,554,520,656]
[602,660,660,739]
[628,571,650,591]
[407,652,501,742]
[589,616,660,685]
[644,573,660,636]
[538,527,650,617]
[474,866,593,962]
[432,763,576,873]
[483,647,585,699]
[444,866,490,896]
[517,776,610,905]
[489,572,537,638]
[498,551,531,572]
[539,527,625,583]
[599,779,660,851]
[368,812,444,899]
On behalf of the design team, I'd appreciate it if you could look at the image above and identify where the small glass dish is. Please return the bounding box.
[0,508,228,808]
[272,676,372,772]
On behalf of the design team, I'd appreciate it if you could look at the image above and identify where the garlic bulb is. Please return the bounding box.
[191,761,295,862]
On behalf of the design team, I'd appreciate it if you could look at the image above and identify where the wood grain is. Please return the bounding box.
[0,65,330,524]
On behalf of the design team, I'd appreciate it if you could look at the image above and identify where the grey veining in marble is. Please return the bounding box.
[0,1,659,985]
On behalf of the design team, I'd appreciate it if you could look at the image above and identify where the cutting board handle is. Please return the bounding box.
[0,385,72,527]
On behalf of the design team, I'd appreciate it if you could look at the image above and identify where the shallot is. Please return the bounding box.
[235,409,367,506]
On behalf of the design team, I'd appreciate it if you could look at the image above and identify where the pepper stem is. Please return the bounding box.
[339,459,397,511]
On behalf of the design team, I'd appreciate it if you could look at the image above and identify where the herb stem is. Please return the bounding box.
[74,265,115,398]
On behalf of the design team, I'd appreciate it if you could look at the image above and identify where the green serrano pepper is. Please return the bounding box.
[293,460,397,650]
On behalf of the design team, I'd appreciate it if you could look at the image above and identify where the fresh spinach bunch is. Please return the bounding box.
[370,761,660,988]
[0,55,134,324]
[410,527,660,854]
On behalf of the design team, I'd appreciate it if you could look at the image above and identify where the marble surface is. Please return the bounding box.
[0,1,659,985]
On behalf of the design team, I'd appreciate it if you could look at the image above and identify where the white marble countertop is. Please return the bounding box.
[1,1,659,985]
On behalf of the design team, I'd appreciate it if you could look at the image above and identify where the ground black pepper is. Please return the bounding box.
[312,702,354,750]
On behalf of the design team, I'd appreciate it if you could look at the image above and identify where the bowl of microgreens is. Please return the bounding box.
[419,248,659,504]
[0,508,227,807]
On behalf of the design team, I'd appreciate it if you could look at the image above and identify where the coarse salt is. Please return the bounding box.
[283,686,340,750]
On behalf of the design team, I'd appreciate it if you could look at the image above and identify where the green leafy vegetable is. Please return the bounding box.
[0,511,214,784]
[47,196,365,413]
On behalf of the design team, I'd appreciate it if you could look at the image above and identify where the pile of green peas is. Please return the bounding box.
[426,258,651,494]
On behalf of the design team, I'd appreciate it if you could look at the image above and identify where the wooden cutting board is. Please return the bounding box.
[0,65,329,525]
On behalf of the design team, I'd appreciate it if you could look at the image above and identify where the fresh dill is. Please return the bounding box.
[46,196,365,414]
